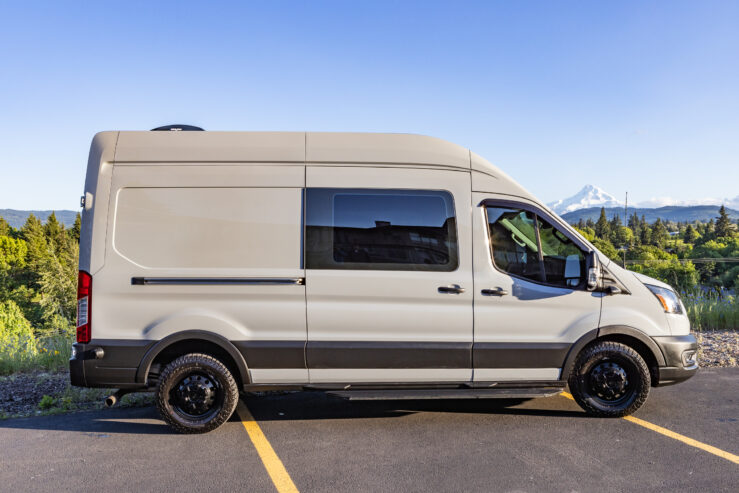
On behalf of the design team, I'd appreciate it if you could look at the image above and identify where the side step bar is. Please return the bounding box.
[326,387,563,401]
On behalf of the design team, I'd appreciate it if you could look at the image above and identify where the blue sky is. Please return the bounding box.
[0,1,737,210]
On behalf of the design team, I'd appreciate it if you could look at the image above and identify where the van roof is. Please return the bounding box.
[110,131,471,168]
[103,130,496,171]
[93,130,532,199]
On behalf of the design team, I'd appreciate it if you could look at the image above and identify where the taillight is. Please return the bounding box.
[76,270,92,343]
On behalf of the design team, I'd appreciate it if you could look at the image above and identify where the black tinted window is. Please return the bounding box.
[486,206,585,288]
[306,189,457,271]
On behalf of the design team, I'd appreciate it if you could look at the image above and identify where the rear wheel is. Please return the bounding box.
[156,353,239,433]
[568,341,650,417]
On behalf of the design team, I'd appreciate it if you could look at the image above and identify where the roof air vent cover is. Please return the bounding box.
[151,124,204,131]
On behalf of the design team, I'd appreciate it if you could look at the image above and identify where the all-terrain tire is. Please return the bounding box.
[568,341,650,417]
[156,353,239,434]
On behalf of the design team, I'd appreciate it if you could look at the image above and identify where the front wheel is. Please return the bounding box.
[156,353,239,433]
[568,341,650,417]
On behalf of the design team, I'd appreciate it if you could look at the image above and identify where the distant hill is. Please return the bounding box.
[0,209,78,229]
[561,205,739,224]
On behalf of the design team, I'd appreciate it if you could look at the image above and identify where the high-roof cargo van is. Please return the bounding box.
[71,130,697,433]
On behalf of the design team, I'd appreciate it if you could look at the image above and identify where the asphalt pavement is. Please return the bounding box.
[1,368,737,492]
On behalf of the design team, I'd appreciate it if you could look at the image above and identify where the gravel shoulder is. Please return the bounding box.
[0,371,152,419]
[1,330,736,419]
[695,330,738,367]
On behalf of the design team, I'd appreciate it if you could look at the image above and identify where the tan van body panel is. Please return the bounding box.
[73,131,695,397]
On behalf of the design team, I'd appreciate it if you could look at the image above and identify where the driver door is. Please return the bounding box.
[472,194,603,382]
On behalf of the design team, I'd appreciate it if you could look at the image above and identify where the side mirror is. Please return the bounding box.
[586,251,601,291]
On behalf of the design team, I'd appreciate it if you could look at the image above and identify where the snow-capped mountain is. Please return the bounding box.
[547,185,623,214]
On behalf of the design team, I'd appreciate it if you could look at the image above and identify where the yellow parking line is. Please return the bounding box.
[561,392,739,465]
[237,401,300,493]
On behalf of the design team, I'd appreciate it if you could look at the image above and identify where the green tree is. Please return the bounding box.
[628,213,641,245]
[592,237,620,262]
[683,224,699,243]
[595,207,610,239]
[721,265,739,290]
[626,244,672,261]
[703,219,716,242]
[43,212,69,252]
[629,260,698,293]
[715,205,733,238]
[0,217,10,237]
[0,300,37,360]
[37,241,78,334]
[651,218,668,248]
[69,213,81,242]
[0,236,27,272]
[612,226,634,249]
[574,227,595,242]
[21,214,48,268]
[639,216,651,245]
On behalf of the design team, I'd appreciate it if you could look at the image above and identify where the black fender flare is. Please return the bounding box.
[560,329,598,381]
[560,325,666,381]
[597,325,666,366]
[135,330,250,386]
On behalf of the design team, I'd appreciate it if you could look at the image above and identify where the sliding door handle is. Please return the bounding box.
[481,288,508,296]
[438,284,465,294]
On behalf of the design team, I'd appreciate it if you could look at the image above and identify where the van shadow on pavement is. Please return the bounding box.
[0,405,174,435]
[0,391,586,434]
[243,391,586,421]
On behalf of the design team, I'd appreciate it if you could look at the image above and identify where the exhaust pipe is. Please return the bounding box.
[104,389,129,407]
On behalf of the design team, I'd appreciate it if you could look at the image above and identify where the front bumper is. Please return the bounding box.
[653,334,699,386]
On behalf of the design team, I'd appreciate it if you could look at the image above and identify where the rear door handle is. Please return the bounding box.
[438,284,465,294]
[481,288,508,296]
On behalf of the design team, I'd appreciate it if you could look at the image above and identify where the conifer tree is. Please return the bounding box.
[595,207,610,239]
[683,224,699,243]
[21,214,48,268]
[628,212,639,230]
[43,212,68,252]
[639,216,651,245]
[705,219,715,240]
[715,205,732,238]
[651,218,668,248]
[70,213,81,242]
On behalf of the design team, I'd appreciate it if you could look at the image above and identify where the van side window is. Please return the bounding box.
[486,208,544,283]
[306,189,458,271]
[486,206,585,288]
[536,215,586,288]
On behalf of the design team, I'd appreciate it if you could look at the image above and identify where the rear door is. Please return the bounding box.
[305,166,473,383]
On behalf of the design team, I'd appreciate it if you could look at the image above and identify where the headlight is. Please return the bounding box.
[645,284,683,314]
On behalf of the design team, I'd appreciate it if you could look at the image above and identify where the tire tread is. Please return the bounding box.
[156,353,239,434]
[568,341,650,417]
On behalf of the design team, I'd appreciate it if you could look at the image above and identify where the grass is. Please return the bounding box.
[682,290,738,331]
[30,387,153,418]
[0,333,71,376]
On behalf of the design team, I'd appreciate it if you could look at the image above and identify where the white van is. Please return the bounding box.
[71,128,697,433]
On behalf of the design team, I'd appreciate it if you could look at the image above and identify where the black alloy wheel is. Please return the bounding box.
[568,341,650,417]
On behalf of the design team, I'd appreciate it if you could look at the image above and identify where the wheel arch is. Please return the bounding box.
[136,330,250,388]
[560,325,666,383]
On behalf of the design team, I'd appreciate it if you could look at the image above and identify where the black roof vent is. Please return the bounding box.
[151,124,204,131]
